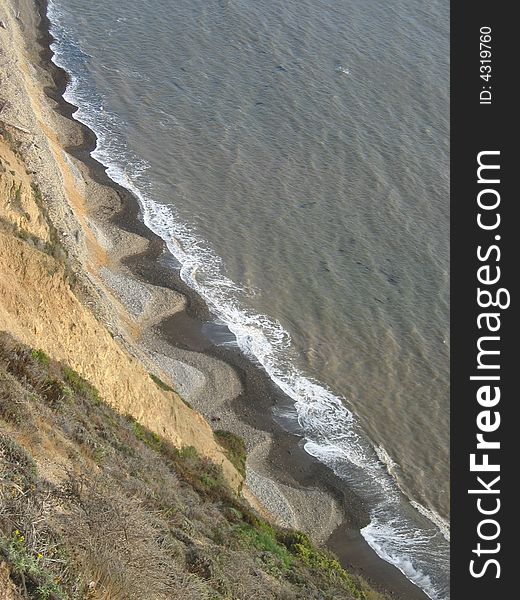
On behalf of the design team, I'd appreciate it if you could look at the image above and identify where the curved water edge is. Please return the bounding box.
[46,3,449,598]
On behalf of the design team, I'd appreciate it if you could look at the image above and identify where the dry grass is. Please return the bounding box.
[0,331,385,600]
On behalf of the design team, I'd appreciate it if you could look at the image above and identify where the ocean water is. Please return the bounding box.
[46,0,450,597]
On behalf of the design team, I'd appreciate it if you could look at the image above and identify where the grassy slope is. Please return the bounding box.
[0,332,387,600]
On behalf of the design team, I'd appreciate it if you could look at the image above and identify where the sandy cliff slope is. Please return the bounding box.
[0,0,242,491]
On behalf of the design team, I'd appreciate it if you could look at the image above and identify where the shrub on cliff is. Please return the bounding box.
[214,429,247,477]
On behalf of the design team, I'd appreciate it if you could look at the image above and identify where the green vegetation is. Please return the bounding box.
[214,429,247,477]
[130,418,163,453]
[236,522,293,571]
[30,348,50,368]
[0,331,385,600]
[278,530,365,598]
[0,531,67,600]
[149,372,193,408]
[62,365,100,405]
[149,372,175,392]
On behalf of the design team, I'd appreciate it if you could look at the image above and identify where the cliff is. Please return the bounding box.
[0,0,242,491]
[0,1,391,599]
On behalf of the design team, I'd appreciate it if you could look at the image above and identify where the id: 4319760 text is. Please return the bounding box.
[480,26,492,105]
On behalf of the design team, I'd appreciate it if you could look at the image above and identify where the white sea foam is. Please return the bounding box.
[376,446,451,543]
[305,441,448,600]
[46,4,449,598]
[362,518,440,600]
[411,501,450,543]
[375,444,399,478]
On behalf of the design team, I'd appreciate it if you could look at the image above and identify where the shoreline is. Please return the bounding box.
[20,1,431,598]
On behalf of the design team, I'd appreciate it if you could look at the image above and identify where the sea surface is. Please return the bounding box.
[46,0,450,597]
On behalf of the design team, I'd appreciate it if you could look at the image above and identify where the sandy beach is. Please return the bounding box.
[1,1,431,597]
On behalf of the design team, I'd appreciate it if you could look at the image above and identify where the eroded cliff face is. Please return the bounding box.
[0,230,240,490]
[0,29,242,493]
[0,141,51,242]
[0,148,241,490]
